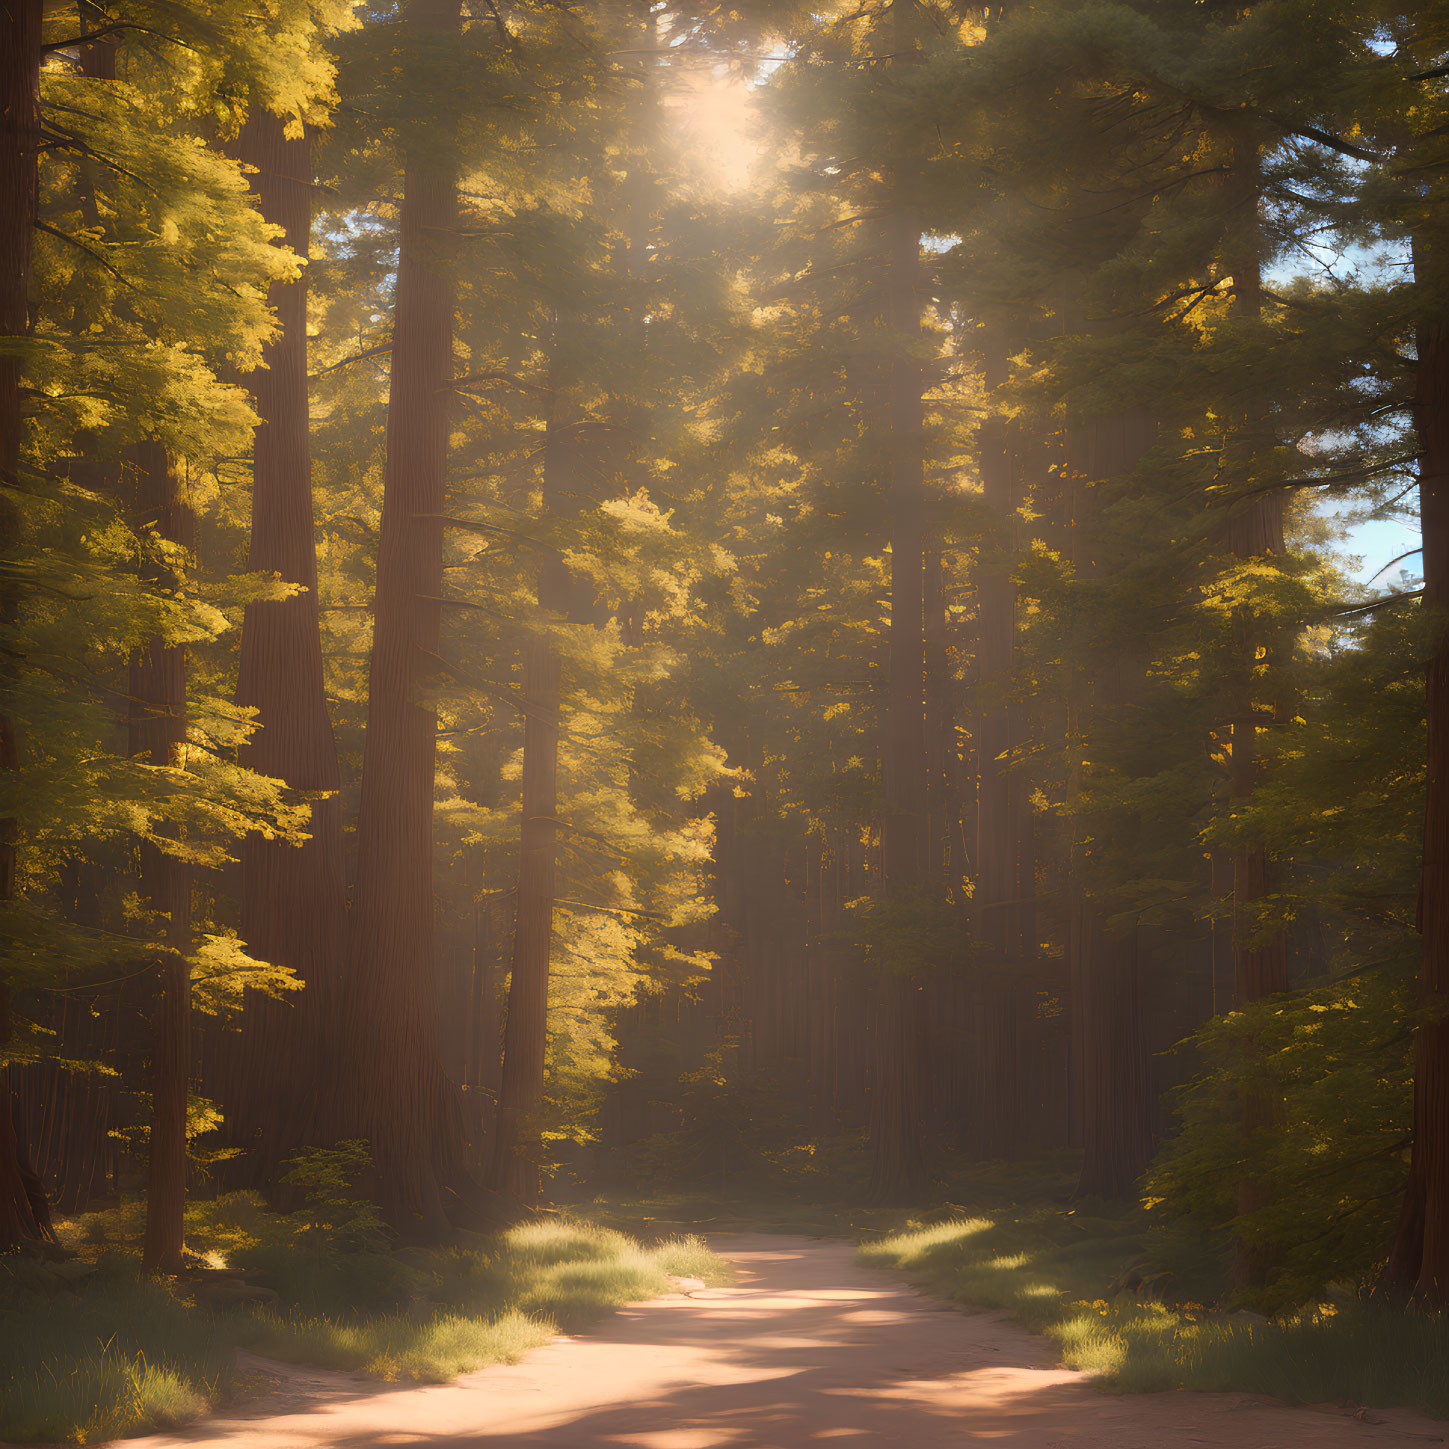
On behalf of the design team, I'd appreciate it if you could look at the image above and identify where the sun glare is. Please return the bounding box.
[665,63,764,192]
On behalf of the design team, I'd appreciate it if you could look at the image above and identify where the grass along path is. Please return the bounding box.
[0,1202,728,1445]
[42,1235,1448,1449]
[586,1162,1449,1423]
[859,1211,1449,1421]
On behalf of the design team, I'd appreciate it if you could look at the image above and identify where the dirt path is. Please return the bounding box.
[127,1235,1445,1448]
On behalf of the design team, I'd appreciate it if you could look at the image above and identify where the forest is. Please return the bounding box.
[2,0,1449,1441]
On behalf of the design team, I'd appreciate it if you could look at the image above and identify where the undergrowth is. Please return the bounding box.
[0,1200,728,1443]
[857,1185,1449,1422]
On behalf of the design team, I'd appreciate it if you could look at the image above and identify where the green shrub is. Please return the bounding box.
[278,1141,389,1254]
[1145,977,1413,1311]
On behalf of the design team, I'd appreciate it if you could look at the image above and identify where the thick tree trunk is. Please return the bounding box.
[868,180,929,1203]
[1385,233,1449,1304]
[21,853,117,1208]
[0,0,55,1255]
[334,0,497,1238]
[130,442,194,1275]
[1066,404,1156,1200]
[0,986,54,1251]
[491,380,575,1204]
[226,110,346,1182]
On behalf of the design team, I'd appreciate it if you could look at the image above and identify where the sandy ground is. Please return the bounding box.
[111,1235,1447,1449]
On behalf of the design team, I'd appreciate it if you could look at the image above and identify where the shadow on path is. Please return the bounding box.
[114,1237,1447,1449]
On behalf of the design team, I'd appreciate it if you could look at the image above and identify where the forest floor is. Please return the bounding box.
[64,1234,1449,1449]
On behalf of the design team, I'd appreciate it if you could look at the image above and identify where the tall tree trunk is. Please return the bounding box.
[131,442,194,1275]
[490,372,575,1205]
[227,110,346,1182]
[1071,907,1151,1196]
[468,885,502,1104]
[1066,405,1157,1201]
[970,325,1031,1160]
[0,0,55,1255]
[1384,229,1449,1305]
[923,544,954,886]
[868,113,929,1203]
[923,541,970,1134]
[334,0,490,1237]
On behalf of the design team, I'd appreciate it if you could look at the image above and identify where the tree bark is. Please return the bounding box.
[0,0,55,1255]
[468,886,502,1104]
[131,442,194,1275]
[923,544,958,887]
[227,110,346,1183]
[969,325,1032,1160]
[333,0,497,1238]
[1384,229,1449,1305]
[1065,403,1157,1200]
[868,132,929,1203]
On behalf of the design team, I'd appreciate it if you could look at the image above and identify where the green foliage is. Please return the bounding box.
[279,1141,388,1254]
[1144,977,1415,1312]
[6,0,354,1106]
[1144,602,1426,1309]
